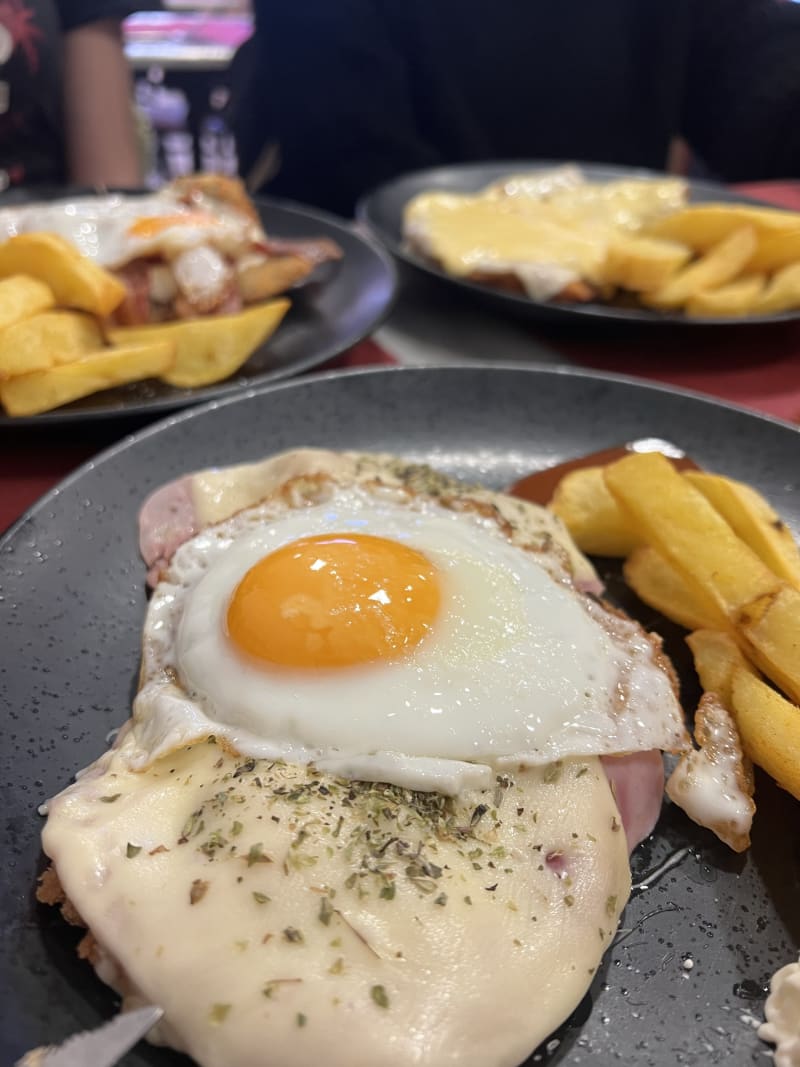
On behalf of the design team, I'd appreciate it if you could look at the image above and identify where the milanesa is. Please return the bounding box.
[39,449,689,1067]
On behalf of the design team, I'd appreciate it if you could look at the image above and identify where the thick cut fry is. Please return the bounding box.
[752,262,800,315]
[624,547,725,632]
[0,233,125,317]
[549,466,640,556]
[0,274,54,330]
[731,667,800,800]
[685,275,765,318]
[237,257,311,304]
[604,452,782,617]
[110,298,290,388]
[0,311,103,378]
[686,629,757,707]
[648,204,800,251]
[603,235,691,293]
[642,227,758,310]
[685,471,800,589]
[0,341,174,416]
[737,585,800,705]
[747,229,800,274]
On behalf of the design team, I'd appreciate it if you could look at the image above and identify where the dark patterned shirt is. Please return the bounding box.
[0,0,133,189]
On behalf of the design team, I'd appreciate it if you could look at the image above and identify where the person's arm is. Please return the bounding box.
[241,0,441,215]
[683,0,800,180]
[62,17,142,187]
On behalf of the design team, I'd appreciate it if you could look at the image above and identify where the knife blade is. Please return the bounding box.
[15,1005,164,1067]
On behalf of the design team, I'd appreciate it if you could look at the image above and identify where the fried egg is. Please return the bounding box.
[0,191,260,270]
[131,470,687,793]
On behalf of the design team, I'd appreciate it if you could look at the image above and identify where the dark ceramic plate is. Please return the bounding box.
[357,160,797,326]
[1,366,798,1066]
[0,196,396,427]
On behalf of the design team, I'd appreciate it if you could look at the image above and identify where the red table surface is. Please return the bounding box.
[3,181,800,534]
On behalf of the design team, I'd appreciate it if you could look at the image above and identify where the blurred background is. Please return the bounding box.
[125,0,252,185]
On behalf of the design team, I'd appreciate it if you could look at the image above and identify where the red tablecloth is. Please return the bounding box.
[3,182,799,534]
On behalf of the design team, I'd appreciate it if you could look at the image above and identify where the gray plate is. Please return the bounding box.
[1,366,798,1066]
[0,196,397,427]
[357,160,797,326]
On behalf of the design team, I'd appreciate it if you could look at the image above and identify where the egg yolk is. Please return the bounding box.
[226,533,441,669]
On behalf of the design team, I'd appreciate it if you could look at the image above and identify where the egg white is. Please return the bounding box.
[131,484,686,791]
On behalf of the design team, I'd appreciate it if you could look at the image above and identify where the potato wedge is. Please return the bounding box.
[0,274,55,330]
[0,341,174,416]
[110,298,290,388]
[0,233,126,317]
[642,227,758,310]
[648,203,800,251]
[684,471,800,589]
[686,629,757,706]
[685,274,765,318]
[603,235,691,293]
[752,262,800,315]
[737,585,800,705]
[0,311,103,378]
[549,466,640,556]
[604,452,782,616]
[624,547,725,632]
[237,257,311,304]
[746,228,800,274]
[731,667,800,800]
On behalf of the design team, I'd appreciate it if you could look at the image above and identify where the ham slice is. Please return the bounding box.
[601,750,665,851]
[139,476,197,588]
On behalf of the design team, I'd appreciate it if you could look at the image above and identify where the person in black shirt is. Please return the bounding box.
[0,0,141,190]
[232,0,800,216]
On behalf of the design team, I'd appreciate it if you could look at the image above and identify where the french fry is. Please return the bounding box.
[549,466,640,556]
[685,275,765,318]
[0,274,54,330]
[642,227,758,310]
[605,453,800,704]
[0,341,174,416]
[0,311,103,378]
[110,298,290,388]
[752,262,800,315]
[603,235,691,293]
[686,629,757,706]
[624,547,725,632]
[731,667,800,800]
[648,203,800,251]
[604,452,782,615]
[746,229,800,274]
[0,233,125,317]
[737,585,800,705]
[684,471,800,589]
[237,257,312,304]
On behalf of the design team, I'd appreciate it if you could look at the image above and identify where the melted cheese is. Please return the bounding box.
[404,194,608,297]
[43,737,630,1067]
[403,168,688,300]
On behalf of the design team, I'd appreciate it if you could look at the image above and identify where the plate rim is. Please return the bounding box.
[3,361,798,1065]
[0,195,398,429]
[3,362,798,548]
[356,158,800,327]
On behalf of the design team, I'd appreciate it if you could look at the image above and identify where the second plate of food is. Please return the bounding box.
[0,189,397,426]
[358,160,800,325]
